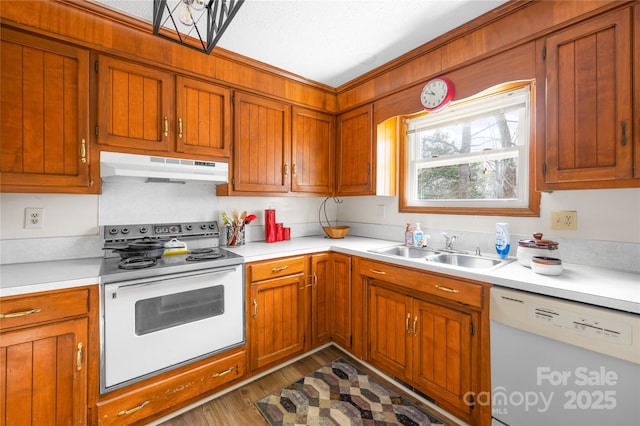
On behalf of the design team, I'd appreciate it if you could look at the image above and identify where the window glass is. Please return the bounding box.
[403,85,534,212]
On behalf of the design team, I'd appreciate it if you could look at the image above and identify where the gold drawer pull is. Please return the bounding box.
[0,308,42,319]
[435,285,459,294]
[163,116,169,137]
[413,316,418,336]
[212,366,235,378]
[369,269,387,275]
[253,299,258,319]
[178,117,183,138]
[405,313,411,334]
[118,400,150,416]
[271,265,289,272]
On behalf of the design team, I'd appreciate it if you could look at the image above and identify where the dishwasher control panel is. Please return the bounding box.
[491,286,640,364]
[529,304,632,345]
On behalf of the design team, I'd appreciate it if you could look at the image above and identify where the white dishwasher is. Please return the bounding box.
[490,286,640,426]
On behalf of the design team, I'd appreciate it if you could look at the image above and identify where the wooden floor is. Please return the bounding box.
[157,345,461,426]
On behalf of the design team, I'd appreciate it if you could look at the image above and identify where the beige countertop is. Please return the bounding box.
[1,235,638,314]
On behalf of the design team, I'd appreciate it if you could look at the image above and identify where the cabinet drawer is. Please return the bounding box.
[359,259,484,308]
[97,350,245,425]
[0,288,90,330]
[249,256,305,282]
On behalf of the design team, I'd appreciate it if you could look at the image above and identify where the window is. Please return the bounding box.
[400,84,539,216]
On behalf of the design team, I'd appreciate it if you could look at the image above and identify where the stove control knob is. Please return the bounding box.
[139,227,148,234]
[185,225,193,231]
[209,223,216,229]
[121,227,130,234]
[108,227,119,235]
[200,224,208,230]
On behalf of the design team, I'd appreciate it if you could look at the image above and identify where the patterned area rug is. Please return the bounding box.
[255,358,448,426]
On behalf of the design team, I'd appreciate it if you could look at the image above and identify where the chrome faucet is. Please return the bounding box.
[442,233,460,251]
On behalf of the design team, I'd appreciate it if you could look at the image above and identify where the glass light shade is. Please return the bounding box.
[178,3,195,26]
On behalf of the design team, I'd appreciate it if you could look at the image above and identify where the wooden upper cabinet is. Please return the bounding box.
[0,28,96,193]
[542,8,636,188]
[291,106,335,195]
[175,76,231,157]
[97,55,174,152]
[231,92,291,193]
[336,104,374,195]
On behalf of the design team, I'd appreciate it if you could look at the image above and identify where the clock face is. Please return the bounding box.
[420,77,454,112]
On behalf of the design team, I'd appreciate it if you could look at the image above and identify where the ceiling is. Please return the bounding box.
[92,0,509,88]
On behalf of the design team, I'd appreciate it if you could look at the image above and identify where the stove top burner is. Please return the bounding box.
[186,248,224,261]
[119,256,158,270]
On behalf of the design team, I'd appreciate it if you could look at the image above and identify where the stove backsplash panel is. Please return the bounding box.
[99,181,218,225]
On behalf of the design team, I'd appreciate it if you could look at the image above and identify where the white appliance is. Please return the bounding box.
[100,151,228,183]
[99,221,244,393]
[490,287,640,426]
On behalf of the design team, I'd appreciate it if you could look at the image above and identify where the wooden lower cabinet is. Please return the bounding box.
[310,253,331,347]
[330,252,353,352]
[0,287,95,426]
[369,285,473,417]
[96,349,245,425]
[248,256,307,371]
[360,258,489,425]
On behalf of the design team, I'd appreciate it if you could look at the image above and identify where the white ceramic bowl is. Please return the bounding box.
[530,256,563,276]
[517,246,561,267]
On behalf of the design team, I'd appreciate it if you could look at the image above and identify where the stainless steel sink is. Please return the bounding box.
[425,252,511,269]
[368,245,441,259]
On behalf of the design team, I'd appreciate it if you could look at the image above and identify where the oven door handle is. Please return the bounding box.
[113,267,240,290]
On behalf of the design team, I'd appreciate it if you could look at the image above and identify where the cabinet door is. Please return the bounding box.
[233,92,291,193]
[291,107,334,195]
[0,28,94,193]
[543,9,633,187]
[310,253,331,347]
[336,104,374,195]
[330,253,352,350]
[412,299,472,417]
[97,55,174,152]
[175,76,231,157]
[368,285,411,381]
[0,318,88,425]
[249,274,305,370]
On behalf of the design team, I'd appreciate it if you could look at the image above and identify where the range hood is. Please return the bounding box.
[100,152,228,183]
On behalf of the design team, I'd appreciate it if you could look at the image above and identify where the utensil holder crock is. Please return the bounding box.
[226,225,245,246]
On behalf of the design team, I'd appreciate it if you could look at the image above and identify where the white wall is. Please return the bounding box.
[337,188,640,244]
[0,193,100,239]
[1,188,638,243]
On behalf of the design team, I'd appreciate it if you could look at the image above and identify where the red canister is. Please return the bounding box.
[265,209,277,243]
[276,223,284,241]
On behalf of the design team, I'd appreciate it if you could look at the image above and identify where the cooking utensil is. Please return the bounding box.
[107,238,167,259]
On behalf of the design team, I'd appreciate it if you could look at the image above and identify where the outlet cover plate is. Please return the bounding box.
[551,210,577,230]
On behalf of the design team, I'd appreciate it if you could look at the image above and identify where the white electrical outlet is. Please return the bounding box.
[551,210,577,230]
[24,208,45,229]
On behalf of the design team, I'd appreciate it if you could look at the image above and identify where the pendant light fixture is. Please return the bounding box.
[153,0,244,54]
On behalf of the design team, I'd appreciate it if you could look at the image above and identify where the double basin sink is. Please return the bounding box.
[368,244,512,271]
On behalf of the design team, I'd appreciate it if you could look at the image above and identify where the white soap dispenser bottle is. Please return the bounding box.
[413,223,424,247]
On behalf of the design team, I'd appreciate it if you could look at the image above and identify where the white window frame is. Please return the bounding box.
[402,85,534,212]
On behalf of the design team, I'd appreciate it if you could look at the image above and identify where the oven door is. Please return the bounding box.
[101,264,244,392]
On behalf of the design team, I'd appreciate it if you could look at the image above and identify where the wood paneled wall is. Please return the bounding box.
[337,0,628,121]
